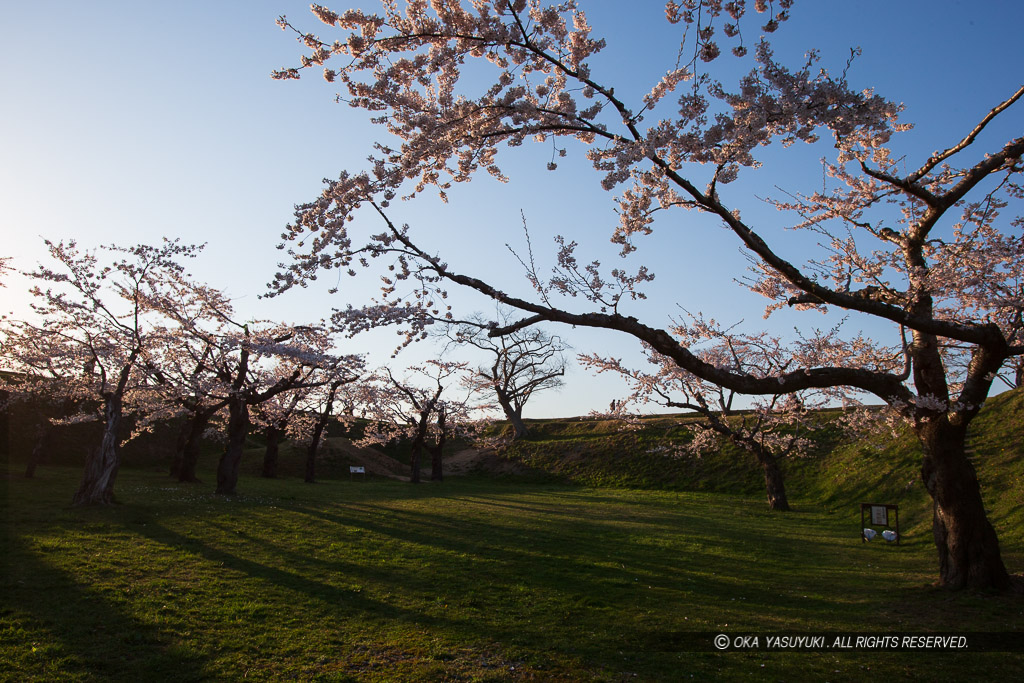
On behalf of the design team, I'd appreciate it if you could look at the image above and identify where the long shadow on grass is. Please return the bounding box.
[327,494,828,576]
[128,515,631,668]
[286,495,868,631]
[0,534,209,681]
[131,519,456,630]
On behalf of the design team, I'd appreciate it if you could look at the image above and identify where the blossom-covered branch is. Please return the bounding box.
[271,0,1023,589]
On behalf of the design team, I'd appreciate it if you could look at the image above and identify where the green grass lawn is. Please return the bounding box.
[2,466,1022,681]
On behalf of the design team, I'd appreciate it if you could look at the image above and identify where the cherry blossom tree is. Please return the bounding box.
[251,354,363,482]
[253,387,303,479]
[359,360,484,482]
[443,309,567,438]
[140,277,242,482]
[203,322,359,495]
[270,1,1023,589]
[298,376,356,483]
[140,329,229,482]
[14,239,201,505]
[581,314,858,511]
[141,266,364,492]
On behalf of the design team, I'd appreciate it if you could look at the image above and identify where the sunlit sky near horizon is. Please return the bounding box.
[2,0,1023,418]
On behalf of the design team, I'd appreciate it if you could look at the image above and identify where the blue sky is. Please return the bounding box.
[3,1,1023,417]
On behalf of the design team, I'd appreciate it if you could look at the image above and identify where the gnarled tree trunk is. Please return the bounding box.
[918,419,1010,590]
[171,410,210,482]
[758,452,790,512]
[72,393,123,506]
[216,397,249,495]
[496,390,528,439]
[177,412,209,483]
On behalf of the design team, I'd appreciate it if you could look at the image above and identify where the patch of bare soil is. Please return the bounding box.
[322,437,410,481]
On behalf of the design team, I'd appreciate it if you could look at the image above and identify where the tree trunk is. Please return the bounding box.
[507,411,528,440]
[215,397,249,495]
[496,391,528,439]
[306,378,342,484]
[0,389,11,470]
[24,422,48,479]
[758,453,789,512]
[429,444,444,481]
[304,416,331,484]
[170,417,190,479]
[917,420,1010,590]
[72,394,122,506]
[430,405,446,481]
[304,437,318,483]
[409,439,422,484]
[263,425,281,479]
[177,412,209,483]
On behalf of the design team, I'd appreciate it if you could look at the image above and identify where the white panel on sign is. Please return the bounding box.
[871,506,888,526]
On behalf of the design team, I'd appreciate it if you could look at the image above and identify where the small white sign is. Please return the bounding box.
[871,505,888,526]
[350,466,365,474]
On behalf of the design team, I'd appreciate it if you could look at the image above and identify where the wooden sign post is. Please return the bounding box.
[860,503,900,544]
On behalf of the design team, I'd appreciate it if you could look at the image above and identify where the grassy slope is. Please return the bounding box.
[499,389,1024,546]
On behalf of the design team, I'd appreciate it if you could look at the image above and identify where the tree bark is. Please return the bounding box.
[170,418,190,479]
[409,441,422,483]
[758,453,790,512]
[496,390,528,439]
[429,405,446,481]
[918,419,1010,590]
[216,397,249,495]
[304,434,319,483]
[72,394,122,506]
[304,414,332,483]
[263,425,281,479]
[24,422,48,479]
[429,442,444,481]
[177,412,209,483]
[507,412,528,440]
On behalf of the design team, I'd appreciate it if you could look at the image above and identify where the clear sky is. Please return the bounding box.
[2,1,1023,418]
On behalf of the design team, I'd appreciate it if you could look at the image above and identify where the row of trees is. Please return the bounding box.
[0,242,575,501]
[267,0,1024,591]
[3,237,828,512]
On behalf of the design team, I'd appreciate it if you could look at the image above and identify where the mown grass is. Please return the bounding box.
[3,465,1023,682]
